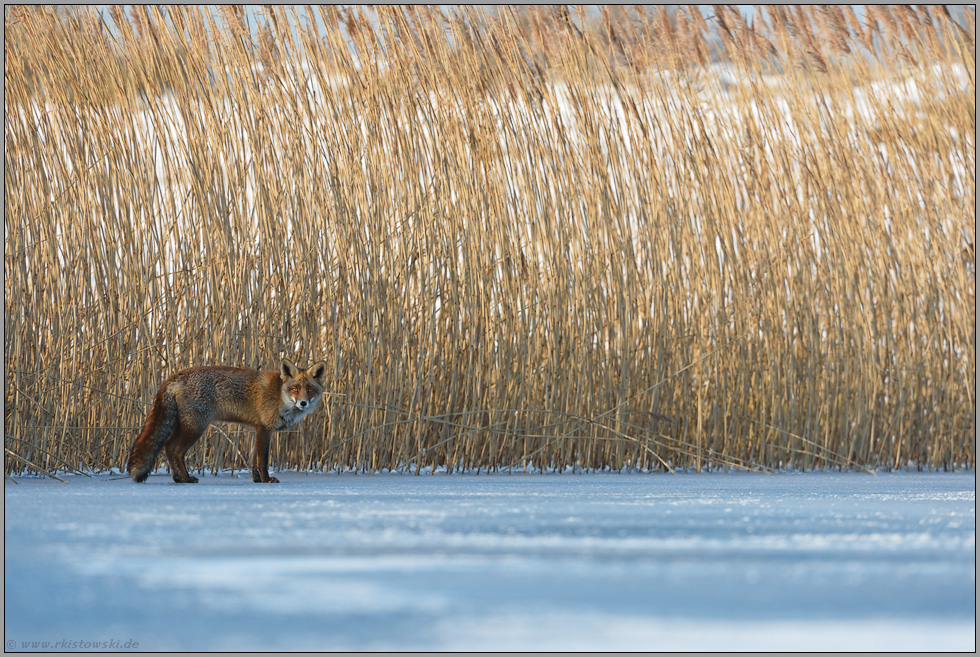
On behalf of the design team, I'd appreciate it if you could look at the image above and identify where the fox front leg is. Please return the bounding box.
[252,427,280,483]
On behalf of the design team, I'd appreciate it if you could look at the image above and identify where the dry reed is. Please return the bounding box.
[4,6,975,477]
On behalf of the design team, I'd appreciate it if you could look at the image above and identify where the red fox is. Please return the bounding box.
[127,359,327,483]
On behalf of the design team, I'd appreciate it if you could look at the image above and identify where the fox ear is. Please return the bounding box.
[281,358,300,380]
[308,361,327,384]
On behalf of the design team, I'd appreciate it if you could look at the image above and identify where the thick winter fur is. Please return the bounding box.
[127,359,327,484]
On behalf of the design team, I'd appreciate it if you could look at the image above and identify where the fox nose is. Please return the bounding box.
[298,400,308,409]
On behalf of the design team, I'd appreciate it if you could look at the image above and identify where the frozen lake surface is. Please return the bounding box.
[4,471,975,651]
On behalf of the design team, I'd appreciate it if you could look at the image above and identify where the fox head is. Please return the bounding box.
[279,358,328,413]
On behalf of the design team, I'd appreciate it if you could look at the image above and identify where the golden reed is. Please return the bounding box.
[4,6,975,477]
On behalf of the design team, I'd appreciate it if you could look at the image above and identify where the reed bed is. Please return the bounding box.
[4,6,975,477]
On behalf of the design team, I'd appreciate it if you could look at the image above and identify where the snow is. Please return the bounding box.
[4,471,975,651]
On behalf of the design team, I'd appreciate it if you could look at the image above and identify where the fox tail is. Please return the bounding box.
[127,383,179,482]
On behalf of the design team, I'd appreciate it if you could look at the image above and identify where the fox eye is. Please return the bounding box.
[307,386,316,395]
[290,385,300,393]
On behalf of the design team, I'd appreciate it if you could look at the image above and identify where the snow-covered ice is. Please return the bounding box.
[4,471,975,651]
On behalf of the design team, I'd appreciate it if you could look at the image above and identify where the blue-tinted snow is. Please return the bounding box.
[4,471,975,651]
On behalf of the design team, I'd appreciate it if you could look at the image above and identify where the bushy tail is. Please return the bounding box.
[127,384,179,482]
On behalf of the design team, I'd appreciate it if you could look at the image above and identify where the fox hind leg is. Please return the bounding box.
[165,423,205,483]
